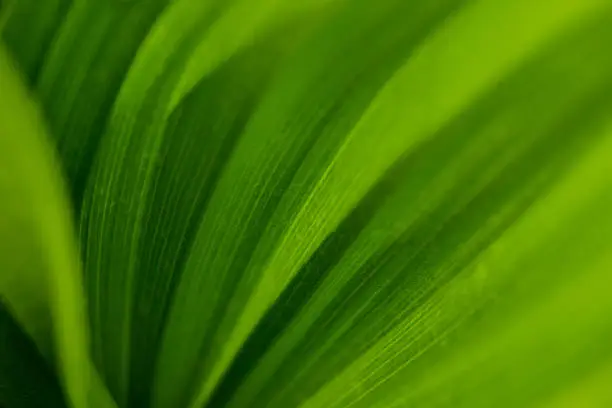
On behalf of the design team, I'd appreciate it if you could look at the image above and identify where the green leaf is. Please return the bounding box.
[0,0,69,84]
[3,0,612,407]
[204,10,612,408]
[126,26,310,408]
[313,115,612,408]
[78,0,338,404]
[157,1,612,407]
[35,0,170,200]
[153,0,462,405]
[0,44,115,408]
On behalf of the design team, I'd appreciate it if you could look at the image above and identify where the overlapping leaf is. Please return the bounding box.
[1,0,612,407]
[0,45,115,408]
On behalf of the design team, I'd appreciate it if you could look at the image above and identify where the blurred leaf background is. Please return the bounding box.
[1,0,612,407]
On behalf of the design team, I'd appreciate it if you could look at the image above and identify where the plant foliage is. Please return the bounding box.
[1,0,612,407]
